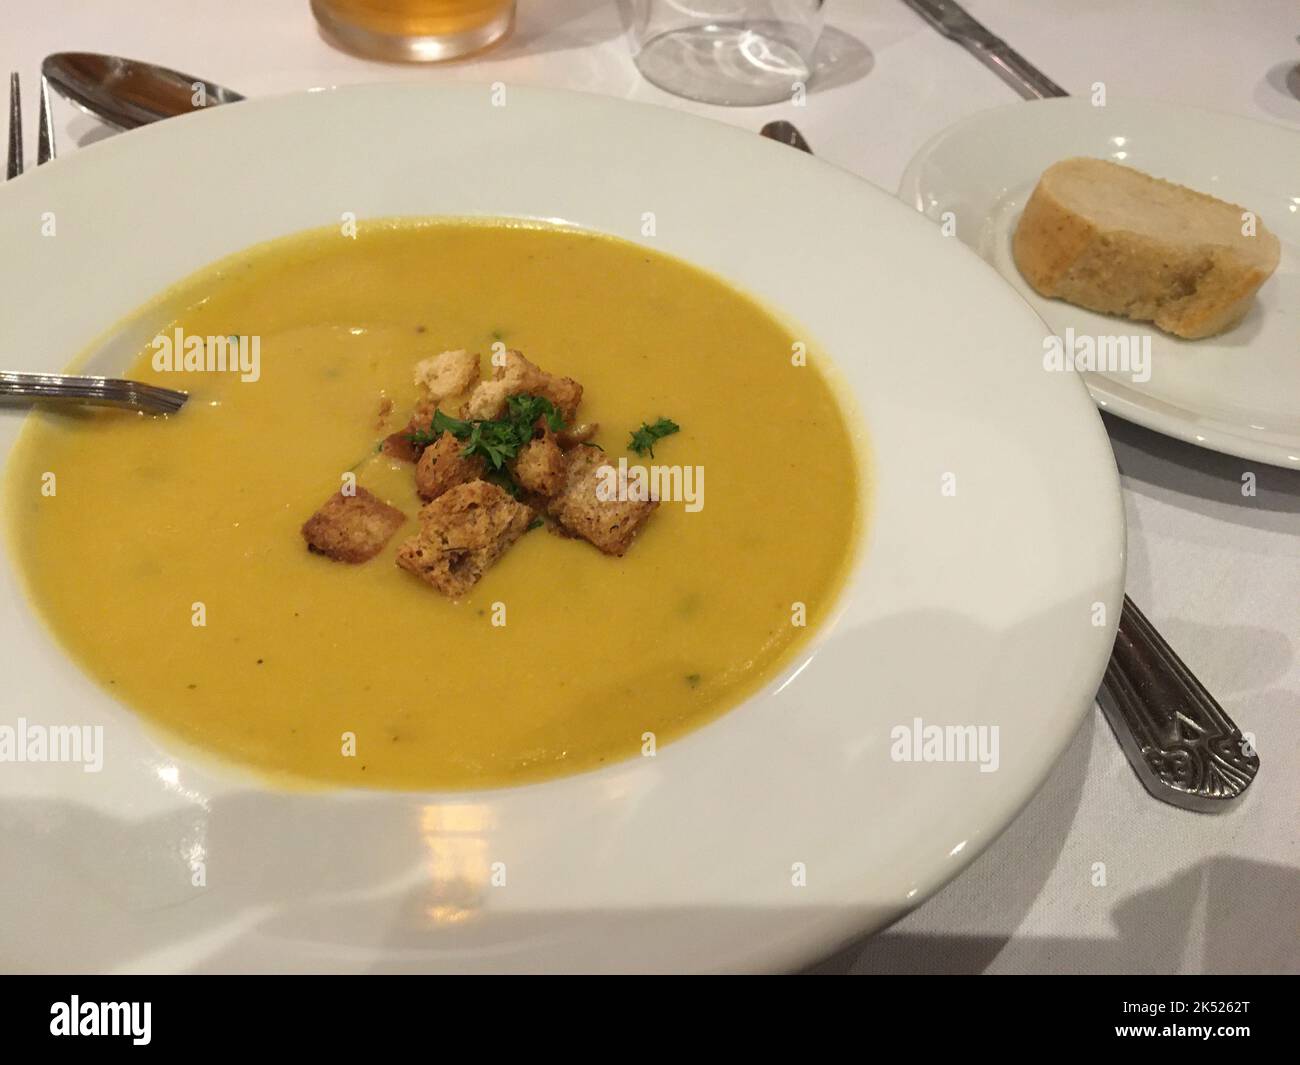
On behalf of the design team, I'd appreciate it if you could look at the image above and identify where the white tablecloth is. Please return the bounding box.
[4,0,1297,974]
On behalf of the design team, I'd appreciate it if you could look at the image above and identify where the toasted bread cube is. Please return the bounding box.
[414,349,480,401]
[511,425,568,498]
[415,431,485,502]
[462,380,510,421]
[462,350,583,422]
[396,480,533,597]
[395,396,444,463]
[409,394,439,432]
[381,429,421,463]
[548,446,657,557]
[302,487,406,563]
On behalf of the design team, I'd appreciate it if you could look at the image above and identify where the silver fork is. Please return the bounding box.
[4,72,186,415]
[5,72,21,178]
[6,70,55,176]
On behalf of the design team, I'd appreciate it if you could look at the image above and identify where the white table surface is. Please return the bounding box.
[3,0,1297,974]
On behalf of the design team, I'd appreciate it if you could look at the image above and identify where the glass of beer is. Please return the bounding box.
[311,0,516,62]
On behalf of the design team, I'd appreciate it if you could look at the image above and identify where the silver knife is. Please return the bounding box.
[902,0,1067,99]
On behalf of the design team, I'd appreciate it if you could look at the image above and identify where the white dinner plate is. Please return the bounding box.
[0,84,1124,973]
[899,96,1300,469]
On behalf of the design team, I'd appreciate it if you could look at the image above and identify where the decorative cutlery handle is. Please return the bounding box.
[1097,595,1259,811]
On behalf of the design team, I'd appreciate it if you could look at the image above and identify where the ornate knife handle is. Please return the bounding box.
[1097,595,1259,812]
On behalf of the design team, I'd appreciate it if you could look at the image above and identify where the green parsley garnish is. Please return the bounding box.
[409,393,565,472]
[627,417,680,458]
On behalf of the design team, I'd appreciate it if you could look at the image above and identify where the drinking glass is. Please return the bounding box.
[624,0,825,106]
[312,0,516,62]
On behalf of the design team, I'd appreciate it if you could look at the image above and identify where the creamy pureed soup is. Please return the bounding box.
[5,220,862,789]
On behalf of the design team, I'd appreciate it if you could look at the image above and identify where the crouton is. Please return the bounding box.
[302,488,406,563]
[414,349,480,401]
[397,396,444,461]
[462,350,583,422]
[390,382,470,466]
[510,424,567,497]
[396,480,533,597]
[461,379,509,421]
[548,446,657,556]
[415,431,485,501]
[381,429,421,463]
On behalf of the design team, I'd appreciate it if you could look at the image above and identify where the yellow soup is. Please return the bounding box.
[5,220,862,789]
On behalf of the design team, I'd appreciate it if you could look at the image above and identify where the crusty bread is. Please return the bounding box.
[1012,157,1280,339]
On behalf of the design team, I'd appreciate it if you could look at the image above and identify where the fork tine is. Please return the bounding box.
[6,72,22,179]
[37,74,54,165]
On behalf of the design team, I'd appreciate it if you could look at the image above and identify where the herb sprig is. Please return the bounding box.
[409,393,565,473]
[627,417,680,458]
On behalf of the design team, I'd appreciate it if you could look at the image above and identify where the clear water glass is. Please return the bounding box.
[625,0,825,106]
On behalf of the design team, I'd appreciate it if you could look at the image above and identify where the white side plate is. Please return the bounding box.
[900,96,1300,469]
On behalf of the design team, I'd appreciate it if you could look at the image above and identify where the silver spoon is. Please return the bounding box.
[0,371,187,414]
[41,52,243,131]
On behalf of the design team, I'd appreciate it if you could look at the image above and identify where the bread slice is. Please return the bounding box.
[1012,157,1280,339]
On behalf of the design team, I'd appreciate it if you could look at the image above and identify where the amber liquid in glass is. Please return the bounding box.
[312,0,515,61]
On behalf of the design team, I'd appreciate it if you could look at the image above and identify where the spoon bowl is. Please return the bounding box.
[41,51,243,131]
